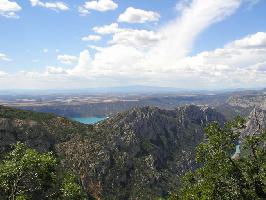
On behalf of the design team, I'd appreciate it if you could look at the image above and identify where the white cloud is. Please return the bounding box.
[152,0,242,62]
[68,50,92,75]
[92,23,161,48]
[110,29,162,48]
[2,0,266,89]
[85,30,266,85]
[226,32,266,49]
[57,54,78,65]
[93,0,241,57]
[118,7,160,23]
[0,53,11,61]
[78,0,117,15]
[78,6,89,16]
[162,32,266,88]
[43,49,48,53]
[82,35,102,41]
[93,23,119,35]
[181,36,266,70]
[92,45,143,71]
[0,0,21,18]
[29,0,69,11]
[69,0,260,89]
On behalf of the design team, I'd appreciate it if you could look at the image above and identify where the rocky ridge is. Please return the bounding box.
[227,94,266,109]
[241,106,266,138]
[0,105,226,199]
[58,105,226,199]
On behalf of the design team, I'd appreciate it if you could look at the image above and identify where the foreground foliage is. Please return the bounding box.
[0,142,86,200]
[170,117,266,200]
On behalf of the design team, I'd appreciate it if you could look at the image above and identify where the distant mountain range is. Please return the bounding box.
[1,88,263,119]
[1,86,265,95]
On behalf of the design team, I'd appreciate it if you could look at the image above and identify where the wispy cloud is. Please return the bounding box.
[92,23,161,48]
[93,23,119,35]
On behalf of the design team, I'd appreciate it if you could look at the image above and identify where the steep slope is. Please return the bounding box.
[227,94,266,109]
[0,105,90,154]
[241,106,266,138]
[215,103,253,120]
[214,90,266,120]
[0,105,226,199]
[58,105,226,199]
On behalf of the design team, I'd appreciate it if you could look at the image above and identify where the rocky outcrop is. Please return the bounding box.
[241,106,266,138]
[227,94,266,109]
[0,105,226,200]
[58,105,226,199]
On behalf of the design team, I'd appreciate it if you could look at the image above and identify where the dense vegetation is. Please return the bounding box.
[169,117,266,200]
[0,105,56,121]
[0,142,86,200]
[0,105,265,199]
[59,106,226,199]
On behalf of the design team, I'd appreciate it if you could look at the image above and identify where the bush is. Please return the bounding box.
[170,117,266,199]
[0,142,86,200]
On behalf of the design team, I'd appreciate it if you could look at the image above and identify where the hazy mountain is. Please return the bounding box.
[0,86,187,95]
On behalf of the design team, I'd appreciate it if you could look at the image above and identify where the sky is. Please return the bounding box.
[0,0,266,90]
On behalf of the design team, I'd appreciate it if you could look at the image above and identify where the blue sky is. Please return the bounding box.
[0,0,266,89]
[0,0,177,73]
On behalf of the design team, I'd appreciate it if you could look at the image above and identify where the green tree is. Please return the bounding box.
[60,172,87,200]
[170,117,266,200]
[0,142,86,200]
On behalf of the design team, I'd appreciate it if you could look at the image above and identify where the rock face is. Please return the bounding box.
[215,93,266,121]
[59,105,226,199]
[227,94,266,109]
[0,105,226,200]
[241,106,266,138]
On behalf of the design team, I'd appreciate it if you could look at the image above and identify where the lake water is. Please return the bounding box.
[71,117,106,124]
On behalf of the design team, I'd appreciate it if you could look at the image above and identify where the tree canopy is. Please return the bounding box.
[170,117,266,200]
[0,142,87,200]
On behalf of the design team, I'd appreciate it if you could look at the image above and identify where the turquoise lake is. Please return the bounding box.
[71,117,106,124]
